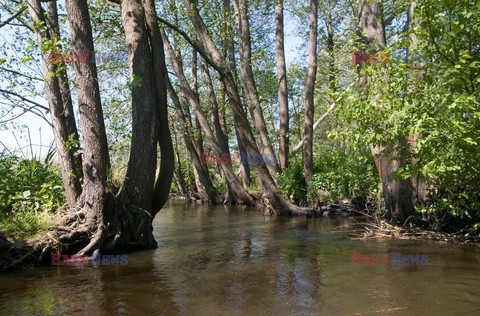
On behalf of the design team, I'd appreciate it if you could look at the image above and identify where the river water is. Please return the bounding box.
[1,201,479,315]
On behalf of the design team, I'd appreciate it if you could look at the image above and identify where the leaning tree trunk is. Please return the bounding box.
[221,5,251,189]
[162,27,254,206]
[202,60,229,155]
[275,0,289,171]
[303,0,318,183]
[27,0,82,208]
[167,76,223,204]
[16,0,174,267]
[326,0,336,93]
[357,0,416,223]
[201,59,240,202]
[233,0,281,177]
[181,0,315,215]
[235,125,251,189]
[191,50,209,177]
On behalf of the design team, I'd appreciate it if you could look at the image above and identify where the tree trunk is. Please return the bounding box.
[182,0,315,215]
[32,0,174,259]
[171,124,188,195]
[27,0,82,208]
[167,75,222,203]
[303,0,318,183]
[326,0,336,92]
[235,125,251,189]
[64,0,112,254]
[233,0,281,177]
[120,0,157,218]
[275,0,289,171]
[220,2,250,189]
[357,0,416,223]
[162,27,254,205]
[202,60,229,155]
[202,59,242,202]
[143,0,175,215]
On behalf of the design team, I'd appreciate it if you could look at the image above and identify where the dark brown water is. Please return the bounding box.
[1,201,480,315]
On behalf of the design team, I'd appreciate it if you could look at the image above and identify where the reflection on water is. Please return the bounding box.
[1,201,480,315]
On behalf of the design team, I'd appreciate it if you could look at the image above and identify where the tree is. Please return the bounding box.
[51,0,173,254]
[303,0,318,183]
[26,0,82,208]
[167,75,223,203]
[233,0,281,177]
[356,0,416,223]
[275,0,289,170]
[172,0,315,215]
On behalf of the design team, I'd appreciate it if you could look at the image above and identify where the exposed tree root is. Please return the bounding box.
[257,192,318,216]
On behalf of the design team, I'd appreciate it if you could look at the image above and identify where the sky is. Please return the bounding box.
[0,6,305,158]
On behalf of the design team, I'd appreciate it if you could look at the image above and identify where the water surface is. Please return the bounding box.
[1,201,479,315]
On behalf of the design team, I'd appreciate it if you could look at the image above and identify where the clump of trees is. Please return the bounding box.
[0,0,478,262]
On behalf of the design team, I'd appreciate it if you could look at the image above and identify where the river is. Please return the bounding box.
[1,201,479,315]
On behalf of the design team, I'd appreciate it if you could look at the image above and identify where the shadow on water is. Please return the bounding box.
[1,200,480,315]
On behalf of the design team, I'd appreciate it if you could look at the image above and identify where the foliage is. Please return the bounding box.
[0,154,63,239]
[277,158,307,205]
[308,144,380,203]
[278,143,380,206]
[336,0,480,222]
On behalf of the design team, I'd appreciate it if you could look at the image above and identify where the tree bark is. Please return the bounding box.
[202,60,229,155]
[191,50,209,177]
[407,0,429,205]
[233,0,281,177]
[202,59,243,202]
[275,0,289,171]
[120,0,158,216]
[162,31,251,204]
[65,0,112,254]
[163,33,254,206]
[303,0,318,183]
[326,0,336,92]
[171,124,188,195]
[143,0,175,215]
[27,0,82,208]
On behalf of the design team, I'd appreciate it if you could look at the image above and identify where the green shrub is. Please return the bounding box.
[278,158,307,205]
[278,145,380,205]
[308,146,380,203]
[0,153,64,239]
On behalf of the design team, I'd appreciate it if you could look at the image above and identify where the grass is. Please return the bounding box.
[0,210,58,240]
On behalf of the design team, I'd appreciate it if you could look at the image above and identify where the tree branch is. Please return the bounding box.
[0,4,27,29]
[290,101,337,155]
[0,67,43,81]
[0,88,49,112]
[290,83,354,156]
